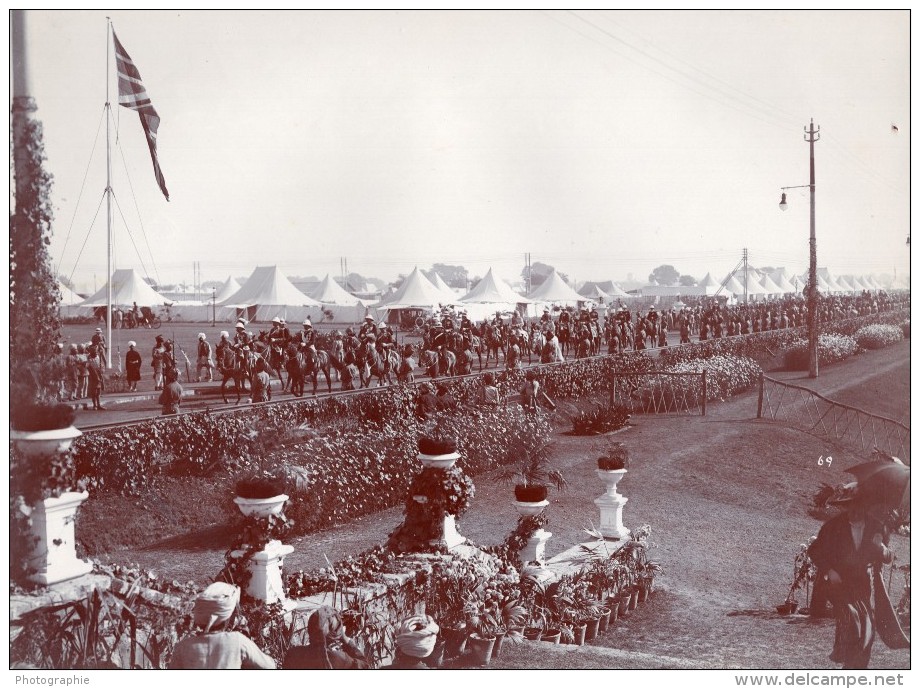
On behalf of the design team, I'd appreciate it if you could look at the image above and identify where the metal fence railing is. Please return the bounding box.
[757,374,910,462]
[610,370,707,416]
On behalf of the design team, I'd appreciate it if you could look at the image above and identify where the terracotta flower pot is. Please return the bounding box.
[568,623,587,646]
[541,628,561,644]
[443,625,469,658]
[629,588,639,610]
[467,633,496,666]
[584,616,600,641]
[523,627,543,642]
[492,630,507,659]
[597,607,611,633]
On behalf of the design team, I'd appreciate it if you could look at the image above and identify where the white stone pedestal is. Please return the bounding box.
[594,469,629,540]
[27,491,94,585]
[513,499,552,578]
[438,514,467,550]
[231,540,296,606]
[520,528,553,566]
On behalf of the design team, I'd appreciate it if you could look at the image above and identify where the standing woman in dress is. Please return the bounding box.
[151,335,166,391]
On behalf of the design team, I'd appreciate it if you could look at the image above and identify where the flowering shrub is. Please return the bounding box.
[783,333,858,369]
[662,354,762,402]
[854,324,903,350]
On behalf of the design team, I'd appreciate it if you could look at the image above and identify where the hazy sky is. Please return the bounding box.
[18,10,911,292]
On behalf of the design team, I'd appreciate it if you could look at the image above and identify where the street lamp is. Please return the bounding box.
[778,119,820,378]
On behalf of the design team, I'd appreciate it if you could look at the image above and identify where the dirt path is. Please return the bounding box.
[93,342,911,669]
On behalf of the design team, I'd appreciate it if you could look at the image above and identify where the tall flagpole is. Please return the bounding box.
[105,18,114,368]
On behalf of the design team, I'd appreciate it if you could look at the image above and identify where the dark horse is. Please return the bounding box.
[218,345,257,404]
[357,341,398,388]
[447,331,480,374]
[422,348,456,378]
[482,323,505,368]
[285,344,333,396]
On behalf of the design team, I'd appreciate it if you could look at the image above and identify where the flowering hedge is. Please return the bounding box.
[854,324,903,350]
[662,354,762,402]
[783,333,858,370]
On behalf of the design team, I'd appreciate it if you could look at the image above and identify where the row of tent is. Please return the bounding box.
[635,266,898,300]
[61,263,902,324]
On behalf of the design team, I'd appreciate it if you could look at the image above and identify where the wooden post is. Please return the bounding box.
[701,370,707,416]
[757,372,765,418]
[611,371,617,406]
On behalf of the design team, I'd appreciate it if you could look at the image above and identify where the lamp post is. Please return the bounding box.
[212,288,216,328]
[779,119,820,378]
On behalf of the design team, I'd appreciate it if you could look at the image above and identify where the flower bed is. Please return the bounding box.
[854,324,903,350]
[783,333,858,370]
[662,354,762,402]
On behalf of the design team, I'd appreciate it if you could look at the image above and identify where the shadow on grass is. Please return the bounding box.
[140,523,236,553]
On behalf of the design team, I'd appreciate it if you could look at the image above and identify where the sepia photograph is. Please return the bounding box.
[9,9,911,680]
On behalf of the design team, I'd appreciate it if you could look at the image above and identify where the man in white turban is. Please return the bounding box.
[168,583,276,669]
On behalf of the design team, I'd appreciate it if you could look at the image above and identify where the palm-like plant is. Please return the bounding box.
[497,440,566,501]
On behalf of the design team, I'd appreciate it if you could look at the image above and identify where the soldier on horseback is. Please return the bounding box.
[295,319,317,355]
[359,314,378,341]
[268,317,289,348]
[540,307,554,333]
[376,321,396,355]
[232,321,252,351]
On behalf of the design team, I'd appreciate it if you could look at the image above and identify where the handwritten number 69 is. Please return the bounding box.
[818,455,833,467]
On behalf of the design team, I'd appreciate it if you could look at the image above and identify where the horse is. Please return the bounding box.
[357,341,397,387]
[574,324,593,359]
[256,332,286,388]
[218,345,256,404]
[447,330,481,373]
[285,343,333,396]
[482,323,505,368]
[529,328,546,364]
[556,319,575,357]
[422,348,456,378]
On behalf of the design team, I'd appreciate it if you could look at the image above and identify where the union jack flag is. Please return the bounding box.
[114,31,169,201]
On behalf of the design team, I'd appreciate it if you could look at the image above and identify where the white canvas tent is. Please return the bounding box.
[308,274,368,325]
[220,265,322,323]
[772,272,797,294]
[79,268,172,307]
[214,276,242,303]
[429,272,461,303]
[458,268,531,321]
[527,269,586,305]
[376,266,457,311]
[719,274,747,297]
[759,273,784,297]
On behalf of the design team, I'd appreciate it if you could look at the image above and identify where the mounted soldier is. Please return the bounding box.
[232,321,252,351]
[294,318,317,354]
[359,314,378,342]
[376,321,396,354]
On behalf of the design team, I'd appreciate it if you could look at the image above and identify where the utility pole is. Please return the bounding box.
[742,247,748,303]
[806,119,820,379]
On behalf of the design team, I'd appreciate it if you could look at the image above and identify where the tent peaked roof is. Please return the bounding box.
[773,272,797,293]
[460,268,530,304]
[606,283,632,297]
[698,273,719,288]
[579,283,612,300]
[527,269,585,302]
[378,267,457,309]
[429,272,454,295]
[58,281,83,306]
[80,268,171,307]
[720,274,747,295]
[221,265,320,306]
[760,273,784,294]
[214,275,241,303]
[310,274,362,305]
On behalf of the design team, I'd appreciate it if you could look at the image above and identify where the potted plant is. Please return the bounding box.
[498,440,567,510]
[597,442,629,471]
[417,421,460,469]
[11,359,81,458]
[233,471,289,518]
[777,540,816,615]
